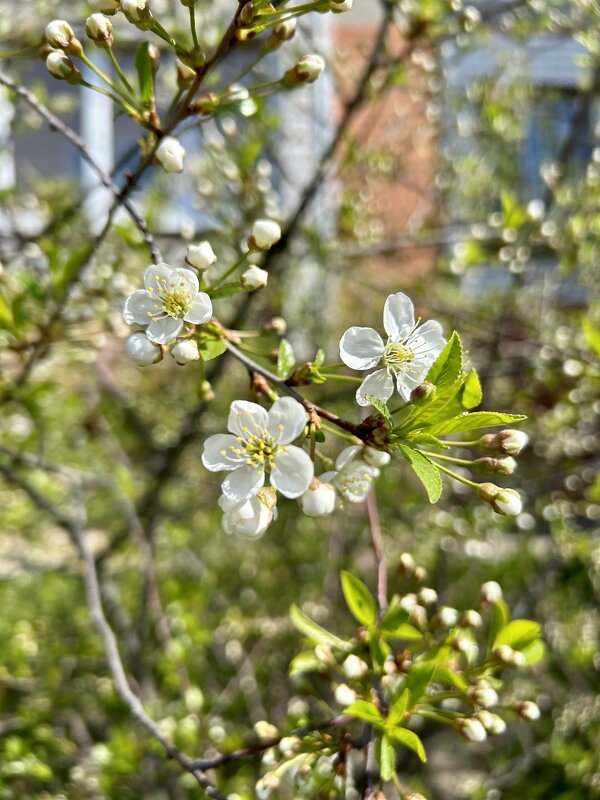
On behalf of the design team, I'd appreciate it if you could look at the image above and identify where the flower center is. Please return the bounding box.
[149,275,193,319]
[384,340,414,368]
[240,433,278,469]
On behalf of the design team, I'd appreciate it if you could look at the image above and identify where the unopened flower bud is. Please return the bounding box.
[315,644,334,665]
[170,339,200,365]
[199,380,215,401]
[177,58,196,88]
[334,683,357,707]
[475,456,517,475]
[238,1,255,26]
[248,219,281,251]
[186,241,216,270]
[418,587,438,606]
[45,20,82,55]
[399,552,415,574]
[457,717,487,742]
[413,566,427,582]
[254,720,278,741]
[410,381,436,405]
[155,136,186,173]
[467,682,499,708]
[122,0,154,29]
[480,581,503,604]
[263,316,287,336]
[363,446,391,468]
[435,606,459,628]
[330,0,353,10]
[461,609,483,628]
[272,18,296,43]
[256,772,280,799]
[493,644,525,667]
[514,700,540,720]
[475,710,507,735]
[279,735,301,757]
[85,13,114,47]
[46,50,82,83]
[400,593,417,611]
[283,53,325,87]
[126,332,162,366]
[241,265,268,291]
[298,478,336,517]
[342,654,369,679]
[478,482,522,516]
[410,604,427,629]
[89,0,120,11]
[478,429,529,456]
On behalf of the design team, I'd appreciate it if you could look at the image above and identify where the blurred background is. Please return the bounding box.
[0,0,598,798]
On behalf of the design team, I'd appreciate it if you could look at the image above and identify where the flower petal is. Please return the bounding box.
[339,327,384,371]
[144,262,174,292]
[228,400,269,438]
[221,464,264,501]
[202,433,244,472]
[184,292,213,325]
[146,316,183,344]
[415,319,444,346]
[170,267,199,296]
[335,445,362,471]
[267,397,307,444]
[356,369,394,407]
[395,366,428,402]
[383,292,415,340]
[271,446,314,498]
[123,290,159,325]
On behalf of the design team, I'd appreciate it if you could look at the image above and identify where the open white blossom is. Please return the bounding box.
[339,292,446,406]
[155,136,186,173]
[298,478,336,517]
[321,446,379,504]
[219,494,273,538]
[202,398,313,502]
[123,262,212,344]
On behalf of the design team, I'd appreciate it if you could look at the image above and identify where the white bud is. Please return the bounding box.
[476,710,507,735]
[461,609,483,628]
[256,772,280,800]
[253,721,278,741]
[279,736,301,757]
[478,429,529,455]
[330,0,353,11]
[418,587,438,606]
[457,717,487,742]
[399,593,417,612]
[334,683,357,707]
[46,50,81,82]
[399,552,415,574]
[342,654,369,679]
[186,241,216,270]
[170,340,200,365]
[494,488,522,516]
[155,136,186,174]
[45,20,76,49]
[122,0,154,28]
[241,265,268,291]
[298,478,336,518]
[467,683,499,708]
[249,219,281,251]
[177,58,196,88]
[315,644,334,665]
[89,0,120,12]
[515,700,540,720]
[493,644,526,667]
[126,332,162,366]
[292,53,325,84]
[272,18,297,42]
[363,446,391,468]
[436,606,459,627]
[85,13,113,46]
[480,581,503,604]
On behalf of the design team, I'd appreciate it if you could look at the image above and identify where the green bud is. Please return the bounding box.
[410,381,436,405]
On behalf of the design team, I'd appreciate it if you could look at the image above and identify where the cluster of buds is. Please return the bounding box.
[467,430,529,515]
[45,20,84,83]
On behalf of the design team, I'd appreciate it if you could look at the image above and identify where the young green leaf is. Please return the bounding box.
[427,411,527,436]
[520,638,546,666]
[385,622,423,641]
[377,733,396,781]
[404,661,437,706]
[389,728,427,762]
[198,339,227,361]
[387,689,409,728]
[135,42,155,107]
[277,339,296,378]
[462,368,482,409]
[398,445,442,503]
[380,597,410,633]
[426,332,463,389]
[289,604,350,650]
[488,599,510,649]
[494,619,541,651]
[340,571,378,626]
[345,700,384,726]
[364,393,392,427]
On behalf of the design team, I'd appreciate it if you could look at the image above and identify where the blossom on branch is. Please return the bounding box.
[155,136,186,173]
[339,292,446,407]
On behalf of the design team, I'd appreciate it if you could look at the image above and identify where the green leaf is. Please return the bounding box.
[488,599,510,649]
[403,432,449,449]
[521,638,546,666]
[289,604,350,650]
[432,665,469,690]
[426,332,463,389]
[582,318,600,356]
[494,619,541,651]
[340,571,378,626]
[387,690,409,728]
[462,369,482,409]
[388,728,427,762]
[405,661,436,706]
[288,651,322,677]
[198,339,227,361]
[397,445,442,503]
[377,734,396,781]
[135,43,155,107]
[385,623,423,641]
[50,243,93,296]
[364,394,392,427]
[427,411,527,436]
[380,597,410,633]
[345,700,384,726]
[0,290,15,333]
[277,339,296,378]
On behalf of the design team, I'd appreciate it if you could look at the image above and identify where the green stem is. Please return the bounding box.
[255,0,328,21]
[107,46,137,97]
[420,451,475,467]
[321,421,360,444]
[189,5,200,50]
[152,21,179,49]
[211,254,249,288]
[434,461,481,490]
[320,373,362,383]
[81,80,141,119]
[438,439,479,448]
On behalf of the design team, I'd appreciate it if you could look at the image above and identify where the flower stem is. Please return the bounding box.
[420,450,475,467]
[81,80,141,119]
[189,5,200,50]
[211,254,249,288]
[107,46,137,98]
[433,461,481,490]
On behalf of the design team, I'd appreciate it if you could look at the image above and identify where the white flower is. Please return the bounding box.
[219,494,273,538]
[339,292,446,407]
[89,0,120,12]
[480,581,503,604]
[202,397,313,501]
[362,446,391,468]
[46,50,80,82]
[342,654,369,679]
[126,332,162,365]
[45,20,75,49]
[462,609,483,628]
[321,446,379,504]
[85,13,113,45]
[186,241,216,270]
[241,265,268,291]
[123,262,212,344]
[457,717,487,742]
[249,219,282,251]
[155,136,186,173]
[330,0,353,11]
[334,683,357,707]
[170,339,200,365]
[298,478,336,517]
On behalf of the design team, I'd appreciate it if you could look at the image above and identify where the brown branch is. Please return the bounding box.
[366,489,387,615]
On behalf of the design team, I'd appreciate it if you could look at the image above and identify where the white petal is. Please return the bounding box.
[271,446,314,498]
[395,365,428,401]
[267,397,307,444]
[356,369,394,407]
[415,319,444,346]
[184,292,212,325]
[144,262,174,291]
[123,290,159,325]
[228,400,269,438]
[383,292,415,340]
[202,433,244,471]
[339,327,384,371]
[335,445,362,471]
[221,464,264,501]
[170,267,199,296]
[146,316,183,344]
